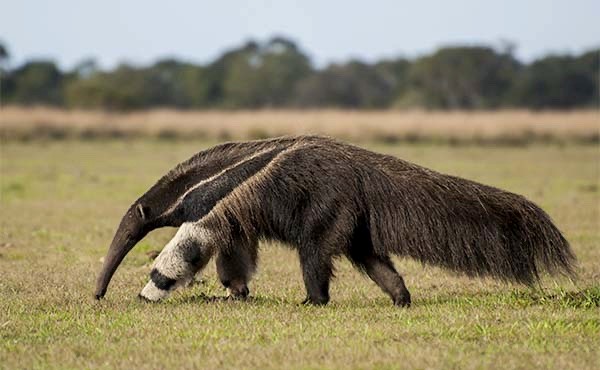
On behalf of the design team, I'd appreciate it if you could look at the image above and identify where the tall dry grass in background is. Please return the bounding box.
[1,106,598,144]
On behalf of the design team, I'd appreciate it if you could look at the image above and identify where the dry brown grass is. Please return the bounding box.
[1,106,599,144]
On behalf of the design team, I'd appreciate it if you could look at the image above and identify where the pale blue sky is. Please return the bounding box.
[2,0,598,70]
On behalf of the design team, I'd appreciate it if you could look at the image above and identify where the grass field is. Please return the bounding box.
[1,138,599,369]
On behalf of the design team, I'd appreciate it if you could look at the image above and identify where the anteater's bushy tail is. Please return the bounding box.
[488,198,577,284]
[370,171,577,285]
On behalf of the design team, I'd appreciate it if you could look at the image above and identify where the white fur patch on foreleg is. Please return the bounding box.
[140,281,170,301]
[140,222,215,300]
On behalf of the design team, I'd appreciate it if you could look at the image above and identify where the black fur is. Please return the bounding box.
[150,269,176,291]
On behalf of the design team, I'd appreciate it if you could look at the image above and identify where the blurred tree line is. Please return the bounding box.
[1,37,598,110]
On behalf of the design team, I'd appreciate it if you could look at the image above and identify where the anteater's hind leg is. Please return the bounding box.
[216,239,258,299]
[362,255,411,307]
[347,218,411,307]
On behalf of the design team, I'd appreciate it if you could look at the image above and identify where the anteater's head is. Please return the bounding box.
[94,167,192,300]
[95,203,154,299]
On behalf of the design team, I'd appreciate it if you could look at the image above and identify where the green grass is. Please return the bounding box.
[1,140,599,369]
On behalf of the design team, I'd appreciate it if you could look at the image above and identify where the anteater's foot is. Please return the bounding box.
[393,290,411,307]
[227,285,250,300]
[301,296,329,306]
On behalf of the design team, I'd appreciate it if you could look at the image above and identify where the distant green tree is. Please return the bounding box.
[510,51,598,108]
[142,59,196,108]
[220,42,262,108]
[169,63,219,108]
[199,41,259,107]
[220,37,312,108]
[0,41,13,103]
[374,58,412,103]
[577,49,600,106]
[65,64,146,110]
[2,37,598,110]
[408,47,520,109]
[294,61,393,108]
[9,60,64,105]
[72,58,99,79]
[0,42,8,63]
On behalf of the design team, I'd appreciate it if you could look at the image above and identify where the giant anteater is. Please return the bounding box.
[95,135,575,306]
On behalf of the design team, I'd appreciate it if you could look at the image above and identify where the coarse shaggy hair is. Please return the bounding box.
[96,135,576,306]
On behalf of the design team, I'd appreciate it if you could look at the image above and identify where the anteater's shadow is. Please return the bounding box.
[160,287,598,309]
[173,293,287,306]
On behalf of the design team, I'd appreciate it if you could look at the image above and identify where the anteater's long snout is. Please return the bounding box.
[95,229,142,299]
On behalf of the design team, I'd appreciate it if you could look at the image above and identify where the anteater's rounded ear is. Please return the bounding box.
[136,204,148,220]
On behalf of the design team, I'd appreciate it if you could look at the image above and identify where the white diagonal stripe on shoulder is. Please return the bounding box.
[161,144,280,217]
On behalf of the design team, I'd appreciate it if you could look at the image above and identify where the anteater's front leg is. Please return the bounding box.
[139,223,215,301]
[216,239,258,299]
[299,248,334,305]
